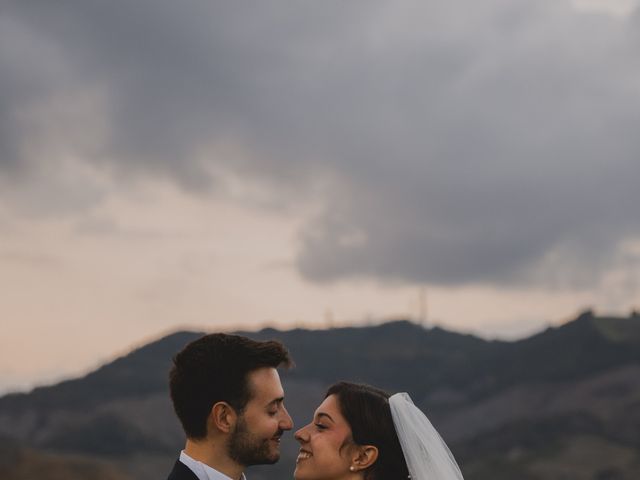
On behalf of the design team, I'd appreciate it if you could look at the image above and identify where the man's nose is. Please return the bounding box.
[280,405,294,430]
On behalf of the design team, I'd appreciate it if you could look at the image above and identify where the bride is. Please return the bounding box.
[294,382,463,480]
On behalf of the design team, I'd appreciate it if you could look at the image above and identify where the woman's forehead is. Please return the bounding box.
[315,394,343,419]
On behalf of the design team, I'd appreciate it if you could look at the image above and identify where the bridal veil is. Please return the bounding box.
[389,393,464,480]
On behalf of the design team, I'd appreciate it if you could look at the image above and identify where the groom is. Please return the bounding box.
[167,333,294,480]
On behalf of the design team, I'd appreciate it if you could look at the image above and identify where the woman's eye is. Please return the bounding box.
[314,423,327,431]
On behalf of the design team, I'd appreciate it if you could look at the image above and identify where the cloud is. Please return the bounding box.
[0,250,61,269]
[2,0,640,288]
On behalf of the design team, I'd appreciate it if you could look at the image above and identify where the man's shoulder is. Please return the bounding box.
[167,459,200,480]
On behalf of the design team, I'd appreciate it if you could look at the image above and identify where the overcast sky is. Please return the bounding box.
[1,0,639,394]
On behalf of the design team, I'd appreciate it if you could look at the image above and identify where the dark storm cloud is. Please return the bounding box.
[2,0,640,287]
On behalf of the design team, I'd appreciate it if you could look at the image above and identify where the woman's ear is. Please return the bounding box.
[209,401,238,434]
[351,445,379,471]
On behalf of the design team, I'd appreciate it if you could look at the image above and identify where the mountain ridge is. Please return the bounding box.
[1,311,639,480]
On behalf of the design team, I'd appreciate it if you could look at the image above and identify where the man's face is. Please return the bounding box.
[228,367,293,466]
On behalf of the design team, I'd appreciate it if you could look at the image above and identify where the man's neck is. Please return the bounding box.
[184,438,245,480]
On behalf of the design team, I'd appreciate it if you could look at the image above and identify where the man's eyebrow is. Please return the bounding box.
[266,396,285,407]
[315,412,335,423]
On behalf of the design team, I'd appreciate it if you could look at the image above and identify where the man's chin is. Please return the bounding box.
[248,456,279,466]
[248,448,280,466]
[265,441,281,463]
[263,451,280,465]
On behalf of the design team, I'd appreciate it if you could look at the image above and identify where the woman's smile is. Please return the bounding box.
[296,449,313,463]
[293,394,356,480]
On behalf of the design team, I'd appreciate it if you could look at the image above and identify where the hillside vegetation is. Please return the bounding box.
[1,311,639,480]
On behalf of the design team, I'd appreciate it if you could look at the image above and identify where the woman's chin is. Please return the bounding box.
[293,465,308,480]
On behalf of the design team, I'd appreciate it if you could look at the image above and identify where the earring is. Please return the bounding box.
[349,466,356,472]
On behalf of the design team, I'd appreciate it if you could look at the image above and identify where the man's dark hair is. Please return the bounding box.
[169,333,292,439]
[326,382,409,480]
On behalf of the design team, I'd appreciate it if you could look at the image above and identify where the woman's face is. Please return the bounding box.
[294,394,356,480]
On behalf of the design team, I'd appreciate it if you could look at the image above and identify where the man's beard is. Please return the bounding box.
[228,415,283,466]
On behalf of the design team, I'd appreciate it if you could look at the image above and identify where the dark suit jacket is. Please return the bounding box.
[167,460,200,480]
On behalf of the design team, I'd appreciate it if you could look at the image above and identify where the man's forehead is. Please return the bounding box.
[246,367,284,400]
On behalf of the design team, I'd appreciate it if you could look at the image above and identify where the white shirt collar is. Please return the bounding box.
[179,450,247,480]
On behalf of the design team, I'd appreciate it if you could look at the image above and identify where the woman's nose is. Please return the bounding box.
[294,424,309,443]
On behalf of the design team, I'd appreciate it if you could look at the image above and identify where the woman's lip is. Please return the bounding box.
[296,450,313,463]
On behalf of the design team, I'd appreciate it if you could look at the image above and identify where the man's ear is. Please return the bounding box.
[351,445,379,471]
[209,401,238,434]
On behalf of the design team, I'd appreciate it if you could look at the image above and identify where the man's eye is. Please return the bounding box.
[268,410,278,416]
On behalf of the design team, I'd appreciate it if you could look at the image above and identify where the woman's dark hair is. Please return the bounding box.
[169,333,292,439]
[326,382,409,480]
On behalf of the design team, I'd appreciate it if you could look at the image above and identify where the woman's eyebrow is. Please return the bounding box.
[315,411,335,423]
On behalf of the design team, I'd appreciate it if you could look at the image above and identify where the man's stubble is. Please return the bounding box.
[227,415,283,466]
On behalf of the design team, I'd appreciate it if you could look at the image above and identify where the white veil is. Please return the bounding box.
[389,393,464,480]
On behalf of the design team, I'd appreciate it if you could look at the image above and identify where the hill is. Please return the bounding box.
[1,311,639,480]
